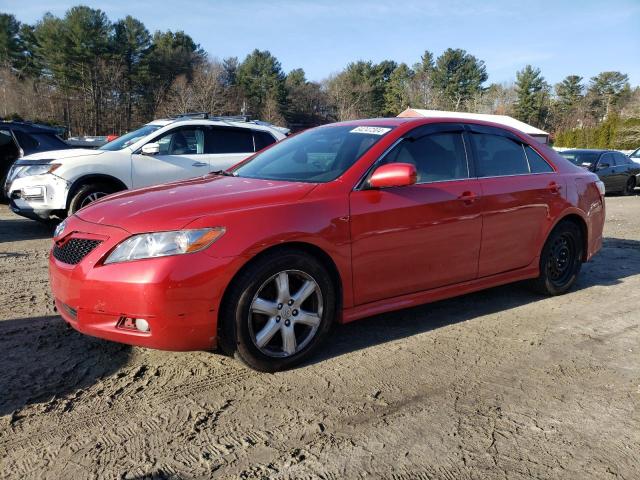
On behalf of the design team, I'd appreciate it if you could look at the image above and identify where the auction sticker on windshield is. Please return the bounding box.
[350,126,391,135]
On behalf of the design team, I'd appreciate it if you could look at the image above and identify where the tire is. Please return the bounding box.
[623,176,636,196]
[220,250,336,372]
[530,221,583,296]
[68,183,118,214]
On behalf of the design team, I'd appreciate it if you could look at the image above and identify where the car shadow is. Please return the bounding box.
[308,236,640,367]
[0,315,131,417]
[0,216,54,244]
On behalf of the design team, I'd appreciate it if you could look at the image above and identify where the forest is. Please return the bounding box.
[1,6,638,148]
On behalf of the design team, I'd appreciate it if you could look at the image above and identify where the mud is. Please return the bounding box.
[0,196,639,479]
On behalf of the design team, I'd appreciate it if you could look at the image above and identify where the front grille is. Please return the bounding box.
[53,238,102,265]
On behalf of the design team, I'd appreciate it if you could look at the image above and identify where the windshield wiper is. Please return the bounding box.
[210,170,236,177]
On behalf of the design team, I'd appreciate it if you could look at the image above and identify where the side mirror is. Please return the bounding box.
[597,162,609,170]
[141,142,160,155]
[369,163,417,189]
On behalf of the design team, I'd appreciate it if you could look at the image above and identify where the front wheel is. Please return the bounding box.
[530,221,583,296]
[68,183,117,214]
[220,250,336,372]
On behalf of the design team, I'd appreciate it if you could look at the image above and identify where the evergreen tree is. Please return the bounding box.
[431,48,487,110]
[236,49,286,120]
[383,63,413,115]
[0,13,22,67]
[514,65,550,128]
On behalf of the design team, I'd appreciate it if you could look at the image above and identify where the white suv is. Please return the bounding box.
[5,115,287,221]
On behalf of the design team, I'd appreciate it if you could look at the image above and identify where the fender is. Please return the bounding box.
[66,174,128,209]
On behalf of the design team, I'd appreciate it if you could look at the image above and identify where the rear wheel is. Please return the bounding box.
[530,221,583,296]
[623,176,636,196]
[68,183,118,214]
[220,250,336,372]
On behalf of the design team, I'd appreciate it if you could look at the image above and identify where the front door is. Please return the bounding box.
[350,125,483,305]
[132,126,211,188]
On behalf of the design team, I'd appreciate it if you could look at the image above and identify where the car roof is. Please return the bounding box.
[560,149,612,154]
[0,121,58,134]
[146,117,288,135]
[326,116,543,139]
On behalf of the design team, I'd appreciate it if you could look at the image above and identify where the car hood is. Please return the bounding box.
[22,148,106,161]
[75,175,318,233]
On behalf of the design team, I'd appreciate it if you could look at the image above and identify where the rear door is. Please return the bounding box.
[467,124,561,278]
[206,127,256,171]
[350,124,483,305]
[132,126,210,188]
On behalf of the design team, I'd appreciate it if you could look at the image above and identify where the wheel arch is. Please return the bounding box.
[66,174,128,209]
[549,212,589,262]
[217,241,344,348]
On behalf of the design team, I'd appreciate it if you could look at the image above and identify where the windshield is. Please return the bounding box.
[233,125,393,182]
[559,151,600,167]
[631,148,640,159]
[99,125,161,151]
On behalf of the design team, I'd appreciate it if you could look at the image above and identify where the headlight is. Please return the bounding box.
[9,163,61,181]
[104,228,225,264]
[53,219,67,239]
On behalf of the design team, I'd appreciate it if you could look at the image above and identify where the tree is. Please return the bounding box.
[587,71,629,119]
[514,65,550,128]
[113,16,151,130]
[555,75,583,109]
[408,50,436,108]
[431,48,487,110]
[283,68,328,128]
[0,13,22,68]
[383,63,413,115]
[236,49,286,120]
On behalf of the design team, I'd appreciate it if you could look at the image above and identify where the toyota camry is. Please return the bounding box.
[49,117,605,371]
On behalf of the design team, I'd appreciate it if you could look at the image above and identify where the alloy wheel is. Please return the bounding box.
[80,192,108,208]
[248,269,323,358]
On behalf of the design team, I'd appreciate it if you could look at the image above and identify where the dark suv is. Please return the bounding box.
[1,122,69,195]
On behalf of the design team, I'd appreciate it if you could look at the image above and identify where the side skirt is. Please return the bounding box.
[341,261,540,324]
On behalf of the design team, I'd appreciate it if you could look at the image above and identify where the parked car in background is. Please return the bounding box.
[558,149,640,195]
[0,121,70,195]
[66,135,119,148]
[49,117,605,371]
[5,114,287,221]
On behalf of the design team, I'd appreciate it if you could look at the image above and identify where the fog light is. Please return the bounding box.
[135,318,150,332]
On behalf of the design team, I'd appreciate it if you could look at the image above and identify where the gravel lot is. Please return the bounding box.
[0,196,639,480]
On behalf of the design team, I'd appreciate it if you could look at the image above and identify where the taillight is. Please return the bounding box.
[595,180,605,197]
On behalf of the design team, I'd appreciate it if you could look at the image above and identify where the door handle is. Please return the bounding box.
[192,162,208,167]
[458,191,477,204]
[548,181,562,194]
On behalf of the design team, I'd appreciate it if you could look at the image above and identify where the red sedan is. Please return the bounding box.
[49,117,605,371]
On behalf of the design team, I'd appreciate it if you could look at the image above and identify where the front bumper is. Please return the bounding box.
[49,215,241,351]
[7,174,69,220]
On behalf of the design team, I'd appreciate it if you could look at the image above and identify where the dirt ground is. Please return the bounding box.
[0,195,638,480]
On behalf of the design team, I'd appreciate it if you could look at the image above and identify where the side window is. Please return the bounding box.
[12,131,39,154]
[254,130,277,151]
[207,127,254,154]
[524,145,554,173]
[383,132,469,183]
[616,152,630,165]
[600,153,614,168]
[154,127,205,155]
[472,133,529,177]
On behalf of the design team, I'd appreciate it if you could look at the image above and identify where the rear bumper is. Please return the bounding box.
[49,216,241,351]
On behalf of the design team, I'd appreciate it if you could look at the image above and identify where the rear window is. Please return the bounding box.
[12,131,39,154]
[208,127,254,154]
[254,130,277,151]
[525,146,554,173]
[472,133,529,177]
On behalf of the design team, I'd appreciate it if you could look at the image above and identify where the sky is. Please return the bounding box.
[2,0,639,86]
